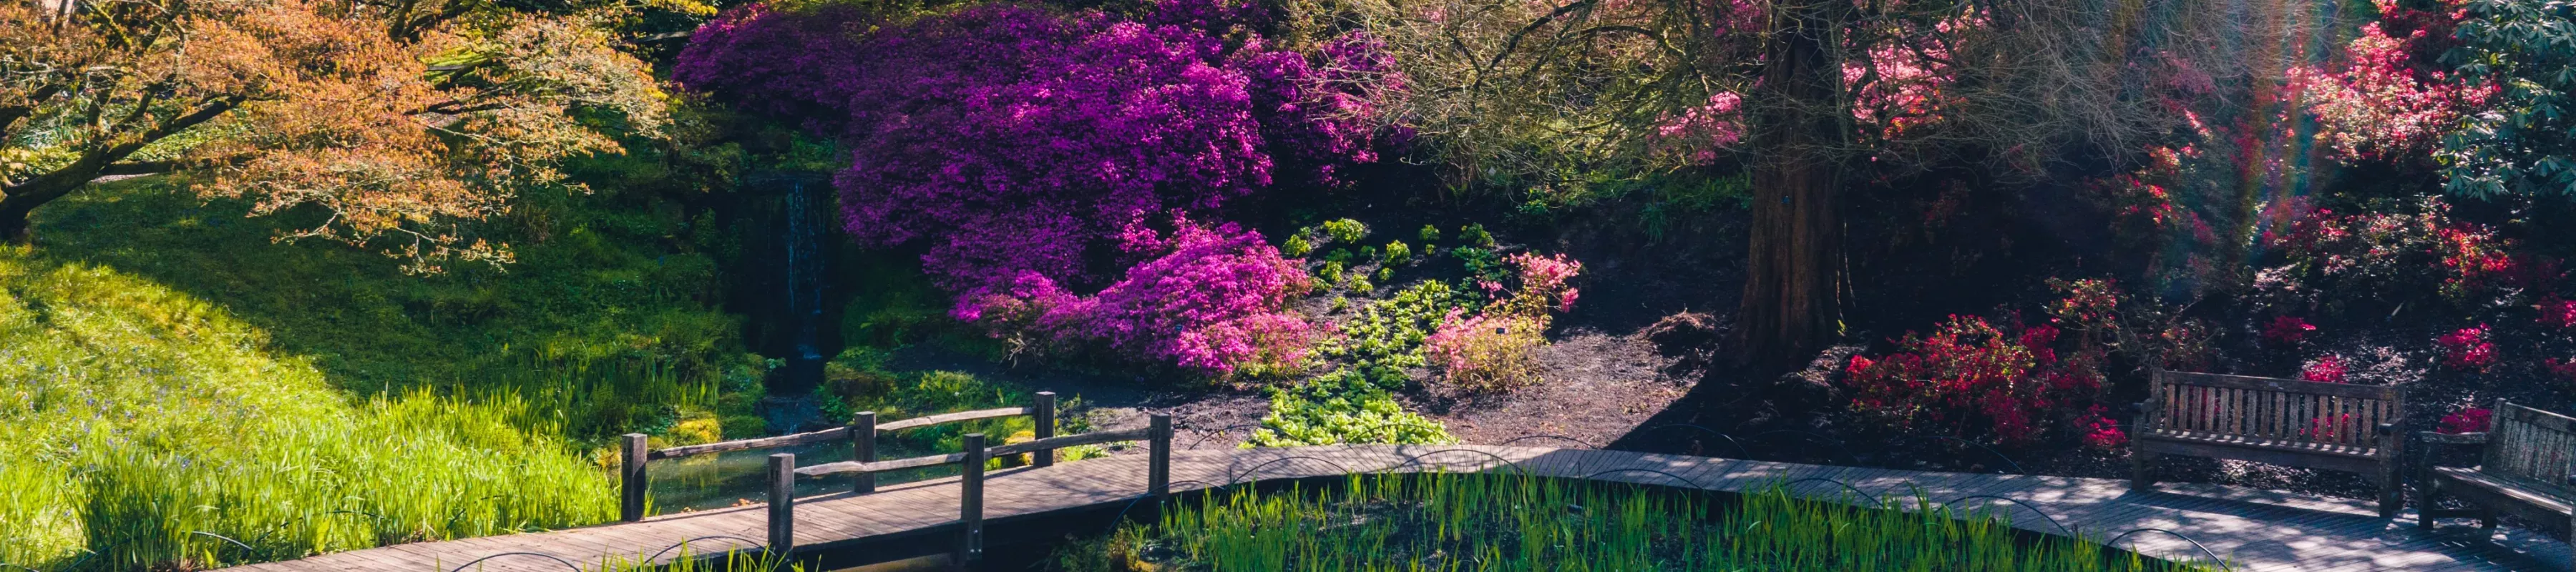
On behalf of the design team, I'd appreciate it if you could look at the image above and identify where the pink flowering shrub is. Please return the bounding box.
[1648,92,1745,166]
[2542,297,2576,328]
[2302,354,2351,383]
[2295,20,2494,163]
[1423,252,1584,391]
[2437,407,2494,434]
[2262,316,2316,346]
[676,1,1398,375]
[2436,324,2498,372]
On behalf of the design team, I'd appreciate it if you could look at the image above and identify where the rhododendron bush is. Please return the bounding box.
[1425,253,1584,391]
[675,0,1397,375]
[1844,280,2124,448]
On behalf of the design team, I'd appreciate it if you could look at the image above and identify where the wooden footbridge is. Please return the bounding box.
[220,404,2576,571]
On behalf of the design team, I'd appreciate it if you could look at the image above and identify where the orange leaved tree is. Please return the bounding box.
[0,0,670,272]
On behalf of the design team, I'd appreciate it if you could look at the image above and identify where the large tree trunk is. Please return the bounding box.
[1739,0,1850,365]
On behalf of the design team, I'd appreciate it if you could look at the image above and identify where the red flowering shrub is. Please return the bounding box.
[2437,407,2494,434]
[1845,315,2111,446]
[2538,297,2576,328]
[2546,358,2576,381]
[2303,354,2351,383]
[2078,406,2128,450]
[2266,199,2540,311]
[2436,324,2498,372]
[2262,316,2316,346]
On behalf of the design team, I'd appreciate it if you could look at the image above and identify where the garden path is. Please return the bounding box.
[220,445,2574,571]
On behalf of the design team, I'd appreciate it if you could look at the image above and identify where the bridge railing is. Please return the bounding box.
[618,393,1173,566]
[618,392,1063,522]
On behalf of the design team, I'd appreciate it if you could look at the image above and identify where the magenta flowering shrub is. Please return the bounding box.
[677,2,1400,375]
[1038,220,1316,376]
[2296,20,2494,163]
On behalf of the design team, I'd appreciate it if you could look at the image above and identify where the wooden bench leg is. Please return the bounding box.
[2416,480,2438,529]
[2129,451,2157,492]
[2377,465,2403,518]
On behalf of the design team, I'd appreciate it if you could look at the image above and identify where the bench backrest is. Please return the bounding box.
[2148,370,2404,449]
[2482,401,2576,500]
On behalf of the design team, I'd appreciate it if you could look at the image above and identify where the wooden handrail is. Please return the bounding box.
[648,406,1033,460]
[877,407,1030,432]
[758,412,1175,564]
[985,427,1150,458]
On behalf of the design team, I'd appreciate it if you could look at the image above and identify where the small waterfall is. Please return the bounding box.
[783,176,827,394]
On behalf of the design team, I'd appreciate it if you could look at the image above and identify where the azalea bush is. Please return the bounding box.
[1843,280,2123,447]
[675,0,1397,376]
[1424,252,1584,392]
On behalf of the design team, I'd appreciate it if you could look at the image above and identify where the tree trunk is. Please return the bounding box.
[1739,0,1850,365]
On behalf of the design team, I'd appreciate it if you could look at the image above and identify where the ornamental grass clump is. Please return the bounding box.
[1055,473,2217,571]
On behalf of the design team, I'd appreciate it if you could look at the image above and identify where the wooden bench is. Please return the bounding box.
[2419,400,2576,567]
[2131,370,2406,516]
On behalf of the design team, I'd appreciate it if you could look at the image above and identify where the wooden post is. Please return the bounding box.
[960,433,987,566]
[852,411,877,494]
[768,453,795,556]
[1148,413,1171,500]
[620,433,648,522]
[1032,392,1058,468]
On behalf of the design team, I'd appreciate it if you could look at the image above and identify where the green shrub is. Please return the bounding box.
[1317,261,1347,285]
[1246,371,1454,447]
[1321,218,1369,244]
[1315,281,1474,389]
[1418,225,1441,242]
[1458,223,1496,247]
[1382,240,1412,265]
[1281,234,1314,257]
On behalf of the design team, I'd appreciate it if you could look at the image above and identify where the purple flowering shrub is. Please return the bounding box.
[675,1,1394,375]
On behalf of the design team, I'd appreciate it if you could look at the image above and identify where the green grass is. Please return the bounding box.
[1053,474,2220,571]
[0,253,615,571]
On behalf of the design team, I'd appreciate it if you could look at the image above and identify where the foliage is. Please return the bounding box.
[1057,474,2212,571]
[1843,281,2122,447]
[0,254,613,570]
[2440,0,2576,197]
[675,3,1392,377]
[1316,280,1476,389]
[0,0,670,272]
[1246,370,1454,446]
[1382,240,1413,265]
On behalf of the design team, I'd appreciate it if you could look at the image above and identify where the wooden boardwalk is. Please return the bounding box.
[223,445,2576,571]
